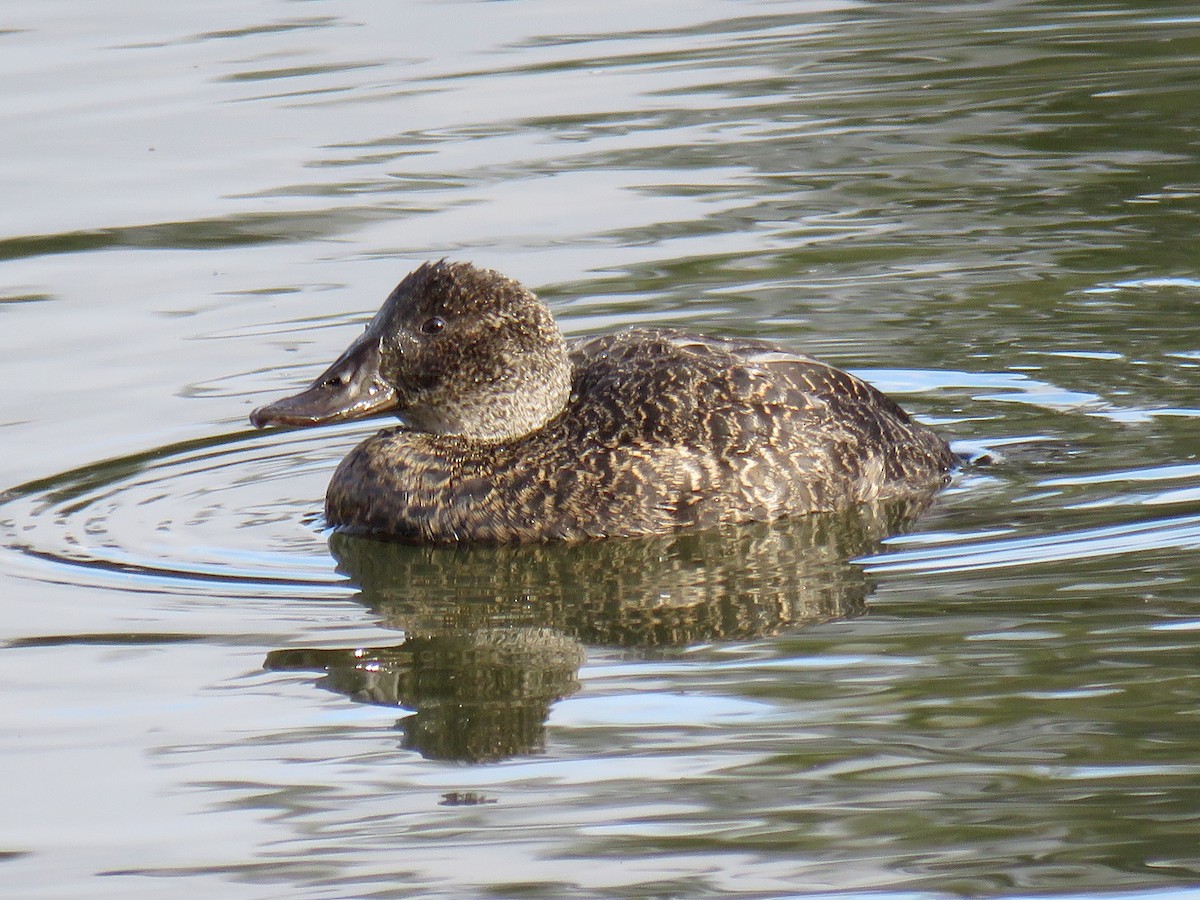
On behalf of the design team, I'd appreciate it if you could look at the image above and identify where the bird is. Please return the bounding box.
[250,260,955,543]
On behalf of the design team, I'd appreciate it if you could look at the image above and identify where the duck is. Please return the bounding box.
[250,260,955,543]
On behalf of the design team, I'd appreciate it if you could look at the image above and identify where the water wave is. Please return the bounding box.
[0,425,374,597]
[862,513,1200,575]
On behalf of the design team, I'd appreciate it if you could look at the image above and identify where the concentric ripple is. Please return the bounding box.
[0,423,381,598]
[6,410,1199,599]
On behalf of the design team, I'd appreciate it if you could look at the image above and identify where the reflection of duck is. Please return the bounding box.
[251,261,954,543]
[268,628,583,763]
[266,500,926,761]
[328,503,927,645]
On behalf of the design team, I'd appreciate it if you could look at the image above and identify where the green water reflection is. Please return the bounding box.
[267,502,925,761]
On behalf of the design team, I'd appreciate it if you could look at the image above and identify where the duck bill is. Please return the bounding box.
[250,335,399,428]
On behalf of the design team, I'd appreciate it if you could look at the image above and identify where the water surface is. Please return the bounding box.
[2,1,1199,897]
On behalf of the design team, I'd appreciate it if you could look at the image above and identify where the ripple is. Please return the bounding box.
[861,513,1200,576]
[0,424,379,598]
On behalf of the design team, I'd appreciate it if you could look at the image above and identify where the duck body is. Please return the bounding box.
[251,262,955,544]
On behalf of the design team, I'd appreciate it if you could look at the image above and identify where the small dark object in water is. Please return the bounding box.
[251,261,954,543]
[440,792,498,806]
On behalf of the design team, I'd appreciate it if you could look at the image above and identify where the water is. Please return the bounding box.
[2,1,1199,896]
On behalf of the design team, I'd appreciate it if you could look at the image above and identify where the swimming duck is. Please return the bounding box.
[250,261,955,543]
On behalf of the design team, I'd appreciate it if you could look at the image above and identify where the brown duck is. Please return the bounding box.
[250,261,955,543]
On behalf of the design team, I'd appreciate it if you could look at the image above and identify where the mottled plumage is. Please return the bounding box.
[251,261,955,543]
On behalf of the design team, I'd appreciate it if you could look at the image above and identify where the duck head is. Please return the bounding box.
[250,261,572,440]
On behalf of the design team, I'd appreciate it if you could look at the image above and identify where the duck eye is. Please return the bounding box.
[421,316,446,335]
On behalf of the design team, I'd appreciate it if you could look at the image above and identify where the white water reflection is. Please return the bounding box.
[864,512,1200,575]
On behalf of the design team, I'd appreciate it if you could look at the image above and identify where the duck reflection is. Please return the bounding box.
[266,499,928,762]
